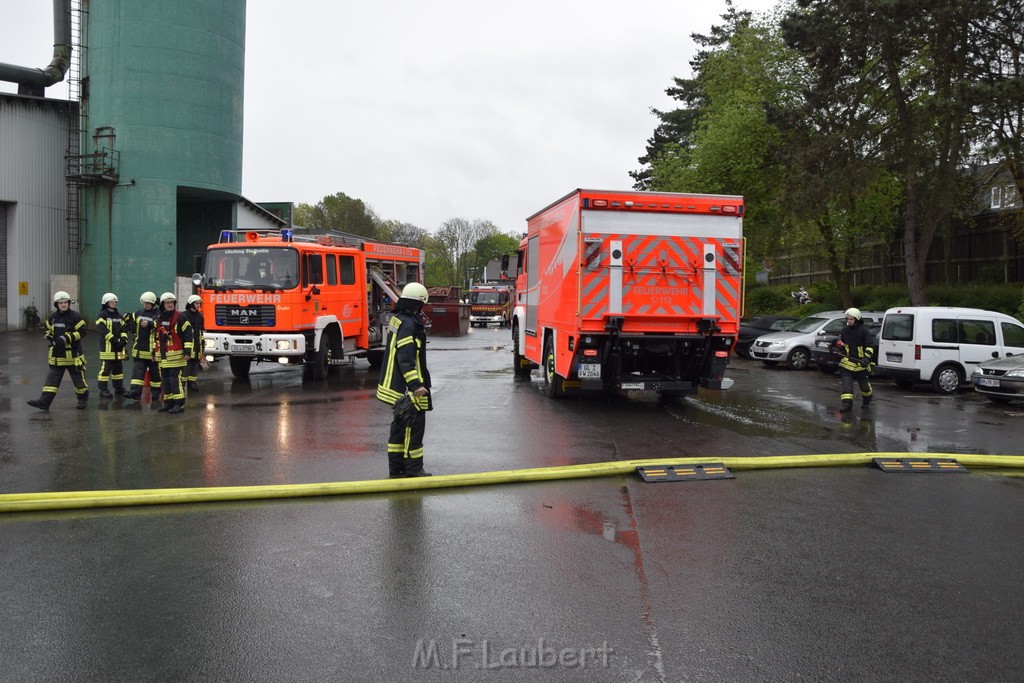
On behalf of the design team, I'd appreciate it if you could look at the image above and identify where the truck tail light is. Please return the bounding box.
[582,349,598,357]
[714,350,729,358]
[915,344,921,361]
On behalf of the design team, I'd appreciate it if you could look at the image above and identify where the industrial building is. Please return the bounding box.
[0,0,287,331]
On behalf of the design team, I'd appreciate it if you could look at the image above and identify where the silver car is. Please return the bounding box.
[971,355,1024,403]
[750,310,885,370]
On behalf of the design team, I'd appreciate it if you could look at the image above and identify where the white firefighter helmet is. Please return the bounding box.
[101,292,118,306]
[844,307,862,320]
[53,291,72,306]
[400,282,429,303]
[186,294,202,307]
[159,291,177,304]
[140,291,158,305]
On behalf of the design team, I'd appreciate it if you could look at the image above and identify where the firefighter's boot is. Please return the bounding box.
[861,395,872,409]
[113,380,126,397]
[27,393,55,411]
[839,399,853,413]
[167,400,185,414]
[98,381,113,399]
[187,381,199,394]
[404,468,433,478]
[387,452,406,478]
[76,391,89,409]
[157,399,173,412]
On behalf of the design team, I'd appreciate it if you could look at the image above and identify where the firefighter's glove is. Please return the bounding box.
[392,393,420,427]
[62,333,74,346]
[53,338,65,354]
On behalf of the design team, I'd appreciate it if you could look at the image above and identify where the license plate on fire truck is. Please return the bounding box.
[231,343,255,355]
[577,363,601,379]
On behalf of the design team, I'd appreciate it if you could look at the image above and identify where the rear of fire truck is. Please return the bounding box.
[511,189,744,398]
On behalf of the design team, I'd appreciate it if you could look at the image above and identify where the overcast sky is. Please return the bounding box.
[2,0,778,234]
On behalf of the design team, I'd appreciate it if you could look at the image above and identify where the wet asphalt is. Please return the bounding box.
[1,326,1023,681]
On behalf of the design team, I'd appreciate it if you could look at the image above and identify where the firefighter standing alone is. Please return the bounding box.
[27,291,89,411]
[95,292,129,399]
[834,307,874,412]
[155,292,193,414]
[376,282,433,478]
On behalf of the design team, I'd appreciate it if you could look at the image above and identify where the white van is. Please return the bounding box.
[878,306,1024,394]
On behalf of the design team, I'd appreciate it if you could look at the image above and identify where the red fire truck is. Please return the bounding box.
[193,229,424,379]
[469,283,514,327]
[511,189,744,397]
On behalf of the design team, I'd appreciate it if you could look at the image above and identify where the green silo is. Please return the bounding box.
[79,0,246,310]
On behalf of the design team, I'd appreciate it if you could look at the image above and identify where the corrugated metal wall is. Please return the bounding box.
[0,95,78,330]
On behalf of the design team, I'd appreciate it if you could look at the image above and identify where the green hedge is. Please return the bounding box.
[744,282,1024,321]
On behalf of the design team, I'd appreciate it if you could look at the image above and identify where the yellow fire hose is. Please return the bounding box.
[1,453,1021,514]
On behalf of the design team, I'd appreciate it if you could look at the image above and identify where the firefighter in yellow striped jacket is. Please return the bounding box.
[27,291,89,411]
[376,283,432,478]
[124,291,162,401]
[155,292,193,414]
[183,294,205,393]
[95,292,129,399]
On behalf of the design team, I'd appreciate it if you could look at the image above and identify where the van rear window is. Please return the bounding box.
[882,314,913,341]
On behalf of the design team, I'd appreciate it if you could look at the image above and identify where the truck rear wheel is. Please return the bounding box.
[543,335,565,398]
[512,322,531,381]
[229,356,251,379]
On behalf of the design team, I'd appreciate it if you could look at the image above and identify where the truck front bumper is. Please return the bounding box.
[204,332,307,358]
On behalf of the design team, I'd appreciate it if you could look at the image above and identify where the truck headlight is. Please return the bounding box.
[275,340,293,351]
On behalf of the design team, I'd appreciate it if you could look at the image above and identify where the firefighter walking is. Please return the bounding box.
[834,307,874,412]
[27,291,89,411]
[124,291,162,402]
[155,292,193,414]
[95,292,129,399]
[376,283,433,478]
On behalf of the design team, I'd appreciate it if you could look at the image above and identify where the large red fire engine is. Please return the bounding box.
[194,229,423,379]
[511,189,744,397]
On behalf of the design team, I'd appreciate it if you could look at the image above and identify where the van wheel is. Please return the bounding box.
[543,335,565,398]
[229,356,251,379]
[932,363,963,394]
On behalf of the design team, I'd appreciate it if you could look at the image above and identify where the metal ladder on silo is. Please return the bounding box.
[64,0,87,254]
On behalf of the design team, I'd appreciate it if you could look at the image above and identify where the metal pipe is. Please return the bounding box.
[0,0,72,95]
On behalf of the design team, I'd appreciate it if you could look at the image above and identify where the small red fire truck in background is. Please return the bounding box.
[511,189,744,398]
[193,229,423,379]
[469,283,514,327]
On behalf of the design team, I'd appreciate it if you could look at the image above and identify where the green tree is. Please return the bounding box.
[294,192,379,239]
[377,219,429,248]
[782,0,991,304]
[426,218,501,288]
[645,13,793,266]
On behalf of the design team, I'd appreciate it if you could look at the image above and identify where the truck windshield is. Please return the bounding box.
[203,247,300,289]
[471,291,503,304]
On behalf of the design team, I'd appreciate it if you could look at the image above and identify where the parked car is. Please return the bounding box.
[971,355,1024,403]
[734,315,800,359]
[750,310,885,370]
[811,321,882,374]
[878,306,1024,394]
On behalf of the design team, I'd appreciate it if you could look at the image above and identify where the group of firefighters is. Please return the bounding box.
[26,290,205,414]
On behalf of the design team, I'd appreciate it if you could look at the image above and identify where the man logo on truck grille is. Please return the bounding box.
[230,309,259,316]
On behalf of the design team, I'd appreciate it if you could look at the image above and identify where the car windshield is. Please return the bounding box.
[202,246,300,289]
[789,316,830,333]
